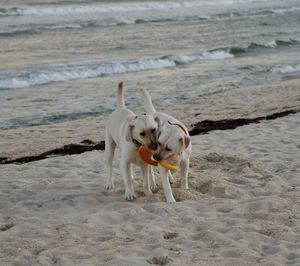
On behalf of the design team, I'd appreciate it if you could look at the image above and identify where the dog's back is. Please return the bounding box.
[140,88,188,134]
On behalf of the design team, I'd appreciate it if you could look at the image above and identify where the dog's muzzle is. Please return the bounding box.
[132,138,142,147]
[153,153,162,162]
[148,143,157,150]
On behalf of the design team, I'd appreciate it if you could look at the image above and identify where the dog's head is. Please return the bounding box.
[152,122,190,164]
[126,114,159,149]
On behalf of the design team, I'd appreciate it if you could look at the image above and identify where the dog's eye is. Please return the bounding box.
[158,142,161,146]
[140,132,146,137]
[151,128,156,133]
[165,146,172,152]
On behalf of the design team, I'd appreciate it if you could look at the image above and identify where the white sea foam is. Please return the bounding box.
[266,40,277,48]
[272,7,300,14]
[0,51,234,90]
[0,59,175,89]
[246,38,300,50]
[168,49,233,64]
[0,0,271,17]
[201,50,234,59]
[0,61,166,89]
[251,39,283,48]
[272,64,300,74]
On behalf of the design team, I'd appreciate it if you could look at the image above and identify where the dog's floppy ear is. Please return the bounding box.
[126,116,136,141]
[126,124,134,141]
[180,135,191,149]
[184,135,191,148]
[154,116,161,127]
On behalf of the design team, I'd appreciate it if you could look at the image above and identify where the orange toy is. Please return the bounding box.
[139,146,179,171]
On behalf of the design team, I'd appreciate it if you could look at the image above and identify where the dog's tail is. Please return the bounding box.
[139,88,156,115]
[117,81,125,108]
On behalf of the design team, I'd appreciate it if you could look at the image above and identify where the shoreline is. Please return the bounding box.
[1,108,299,165]
[1,78,299,159]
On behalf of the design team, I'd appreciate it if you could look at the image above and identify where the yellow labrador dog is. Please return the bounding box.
[140,88,191,204]
[105,82,158,200]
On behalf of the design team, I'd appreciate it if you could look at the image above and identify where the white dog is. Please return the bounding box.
[105,82,158,200]
[140,88,192,204]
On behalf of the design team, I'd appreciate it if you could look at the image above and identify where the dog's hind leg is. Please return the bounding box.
[105,134,116,190]
[180,158,189,189]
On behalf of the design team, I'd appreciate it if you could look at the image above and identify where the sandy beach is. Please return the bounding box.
[1,79,299,266]
[1,0,300,264]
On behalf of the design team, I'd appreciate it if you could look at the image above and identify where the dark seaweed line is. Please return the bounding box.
[188,109,299,136]
[0,109,298,165]
[0,141,105,165]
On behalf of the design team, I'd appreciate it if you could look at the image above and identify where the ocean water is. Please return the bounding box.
[0,0,299,130]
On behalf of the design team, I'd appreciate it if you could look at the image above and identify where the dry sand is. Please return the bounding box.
[0,80,300,266]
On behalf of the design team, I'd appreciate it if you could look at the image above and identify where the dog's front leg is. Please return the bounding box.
[149,167,159,193]
[120,159,136,201]
[180,157,189,189]
[158,165,176,204]
[141,165,152,196]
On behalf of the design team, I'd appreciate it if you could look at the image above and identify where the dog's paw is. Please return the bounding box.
[168,174,175,184]
[124,189,136,201]
[144,188,153,196]
[151,184,159,193]
[166,195,176,204]
[180,184,189,190]
[105,180,114,190]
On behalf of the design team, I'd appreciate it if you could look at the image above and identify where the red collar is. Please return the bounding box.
[167,121,188,135]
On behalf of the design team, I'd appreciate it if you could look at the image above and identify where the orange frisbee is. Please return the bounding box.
[139,146,179,171]
[138,146,158,166]
[159,160,179,171]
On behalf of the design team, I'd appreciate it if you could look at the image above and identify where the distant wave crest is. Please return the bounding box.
[0,0,271,17]
[0,15,210,37]
[271,7,300,14]
[1,6,299,36]
[227,39,300,56]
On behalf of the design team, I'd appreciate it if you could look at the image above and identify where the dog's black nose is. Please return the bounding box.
[153,153,162,161]
[148,143,157,150]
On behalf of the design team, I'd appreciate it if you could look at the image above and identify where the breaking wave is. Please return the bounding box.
[227,39,300,56]
[1,38,299,89]
[271,7,300,14]
[271,64,300,74]
[0,50,233,90]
